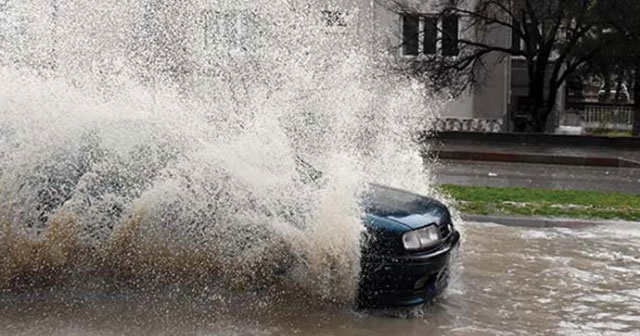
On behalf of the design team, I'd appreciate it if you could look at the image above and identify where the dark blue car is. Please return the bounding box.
[358,184,460,307]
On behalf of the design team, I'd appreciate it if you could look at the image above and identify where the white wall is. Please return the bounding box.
[472,25,510,120]
[366,0,508,120]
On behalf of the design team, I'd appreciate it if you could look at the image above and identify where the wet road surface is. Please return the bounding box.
[431,138,640,163]
[2,222,639,336]
[436,160,640,193]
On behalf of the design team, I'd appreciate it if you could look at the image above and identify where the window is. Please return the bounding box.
[423,17,437,55]
[511,26,522,52]
[442,15,459,56]
[511,21,528,51]
[200,9,258,54]
[402,15,419,55]
[511,22,563,59]
[321,10,348,27]
[401,14,459,56]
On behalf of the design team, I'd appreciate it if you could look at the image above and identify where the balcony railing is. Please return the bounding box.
[433,118,504,133]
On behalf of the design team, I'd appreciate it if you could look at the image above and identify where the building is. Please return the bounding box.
[1,0,537,132]
[363,0,511,131]
[354,0,564,132]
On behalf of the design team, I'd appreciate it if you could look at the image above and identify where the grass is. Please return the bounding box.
[585,128,633,137]
[439,185,640,221]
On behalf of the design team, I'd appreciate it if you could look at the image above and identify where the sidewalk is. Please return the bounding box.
[429,136,640,168]
[428,132,640,193]
[434,160,640,193]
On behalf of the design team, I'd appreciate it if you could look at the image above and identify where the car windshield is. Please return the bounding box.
[363,185,427,210]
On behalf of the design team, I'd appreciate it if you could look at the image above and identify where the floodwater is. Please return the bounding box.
[1,2,639,335]
[2,222,639,336]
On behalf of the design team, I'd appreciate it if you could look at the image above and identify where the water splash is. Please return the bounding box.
[0,0,443,304]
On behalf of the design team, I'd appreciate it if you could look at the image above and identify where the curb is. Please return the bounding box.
[461,214,640,228]
[426,131,640,149]
[432,150,640,168]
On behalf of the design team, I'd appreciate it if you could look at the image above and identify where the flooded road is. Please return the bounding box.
[2,222,639,336]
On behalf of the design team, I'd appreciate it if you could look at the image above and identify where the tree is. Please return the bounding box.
[597,0,640,136]
[383,0,618,132]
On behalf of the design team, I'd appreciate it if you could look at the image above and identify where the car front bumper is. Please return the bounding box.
[357,230,461,307]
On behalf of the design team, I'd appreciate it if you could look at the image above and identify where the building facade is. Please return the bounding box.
[363,0,511,127]
[1,0,521,130]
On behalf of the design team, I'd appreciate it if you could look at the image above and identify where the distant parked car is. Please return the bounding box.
[357,184,460,307]
[599,84,630,103]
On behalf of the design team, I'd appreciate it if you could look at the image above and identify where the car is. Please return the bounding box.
[357,184,460,308]
[598,84,631,103]
[11,148,458,308]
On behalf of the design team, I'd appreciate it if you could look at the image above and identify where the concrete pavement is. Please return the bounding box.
[430,138,640,167]
[429,133,640,193]
[435,160,640,193]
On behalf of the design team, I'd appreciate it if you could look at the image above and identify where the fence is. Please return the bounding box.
[563,103,635,130]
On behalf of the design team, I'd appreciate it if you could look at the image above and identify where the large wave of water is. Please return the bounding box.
[0,0,443,304]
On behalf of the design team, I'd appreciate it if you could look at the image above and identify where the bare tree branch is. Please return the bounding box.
[382,0,616,132]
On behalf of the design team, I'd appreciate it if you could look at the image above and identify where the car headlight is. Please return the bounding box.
[402,225,441,250]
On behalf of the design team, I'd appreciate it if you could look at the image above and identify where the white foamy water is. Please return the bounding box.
[0,0,442,303]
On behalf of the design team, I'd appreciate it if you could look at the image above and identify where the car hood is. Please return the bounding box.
[362,184,450,230]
